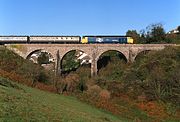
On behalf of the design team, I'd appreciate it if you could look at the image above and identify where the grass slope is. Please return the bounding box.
[0,77,126,122]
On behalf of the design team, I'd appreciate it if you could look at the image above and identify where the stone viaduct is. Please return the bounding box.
[5,44,177,76]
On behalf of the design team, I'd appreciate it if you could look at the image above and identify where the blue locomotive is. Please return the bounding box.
[0,36,134,44]
[81,36,133,44]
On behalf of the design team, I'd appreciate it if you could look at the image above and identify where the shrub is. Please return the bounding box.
[98,59,127,81]
[78,79,87,92]
[56,73,81,93]
[86,85,102,100]
[123,47,180,106]
[99,89,111,100]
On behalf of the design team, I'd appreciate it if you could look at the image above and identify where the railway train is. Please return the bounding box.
[0,36,134,44]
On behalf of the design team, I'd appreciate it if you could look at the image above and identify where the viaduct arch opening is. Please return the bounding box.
[26,49,55,70]
[60,49,91,76]
[97,50,127,76]
[26,49,41,61]
[134,50,151,61]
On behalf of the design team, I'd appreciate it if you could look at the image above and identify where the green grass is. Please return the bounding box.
[0,77,127,122]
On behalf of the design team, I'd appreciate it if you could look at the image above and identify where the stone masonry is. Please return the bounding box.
[5,44,177,76]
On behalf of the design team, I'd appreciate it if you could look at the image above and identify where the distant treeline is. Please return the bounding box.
[126,23,180,44]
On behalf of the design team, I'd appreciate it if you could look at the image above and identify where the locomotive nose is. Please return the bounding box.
[81,37,88,44]
[127,37,134,44]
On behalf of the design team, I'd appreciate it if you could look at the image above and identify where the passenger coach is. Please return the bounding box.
[0,36,28,44]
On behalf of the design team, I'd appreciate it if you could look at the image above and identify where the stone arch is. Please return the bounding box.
[96,50,128,74]
[96,49,128,62]
[26,49,41,59]
[133,49,152,61]
[60,49,91,74]
[26,49,55,64]
[61,48,92,60]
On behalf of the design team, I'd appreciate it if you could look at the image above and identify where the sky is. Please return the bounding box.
[0,0,180,36]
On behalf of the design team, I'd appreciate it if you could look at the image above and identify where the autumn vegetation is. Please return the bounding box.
[57,46,179,121]
[0,24,180,121]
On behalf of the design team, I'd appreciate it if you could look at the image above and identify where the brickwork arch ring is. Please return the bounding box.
[26,49,55,63]
[60,49,92,69]
[133,49,153,61]
[61,49,93,61]
[96,49,129,62]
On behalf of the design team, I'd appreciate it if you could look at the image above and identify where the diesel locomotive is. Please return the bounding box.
[0,36,134,44]
[81,36,133,44]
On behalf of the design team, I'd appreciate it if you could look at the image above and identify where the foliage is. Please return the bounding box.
[138,23,167,43]
[123,46,180,106]
[178,26,180,33]
[98,60,126,81]
[57,47,180,121]
[75,65,91,80]
[56,73,81,93]
[126,30,140,43]
[37,52,50,64]
[126,23,180,44]
[136,101,169,120]
[0,77,21,89]
[98,51,127,81]
[86,85,102,100]
[99,89,111,100]
[166,33,180,44]
[0,69,32,86]
[76,46,180,121]
[145,23,166,43]
[61,51,80,72]
[0,46,54,85]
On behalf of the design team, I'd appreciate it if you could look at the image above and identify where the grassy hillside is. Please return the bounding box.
[0,77,126,122]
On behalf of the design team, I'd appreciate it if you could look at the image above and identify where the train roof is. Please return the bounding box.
[29,35,81,37]
[0,35,29,37]
[0,35,80,37]
[82,35,130,37]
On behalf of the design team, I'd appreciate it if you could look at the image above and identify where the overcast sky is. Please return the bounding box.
[0,0,179,35]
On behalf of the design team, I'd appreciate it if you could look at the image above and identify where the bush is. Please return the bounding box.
[56,73,81,93]
[99,89,111,100]
[122,47,180,106]
[78,79,87,92]
[98,60,127,81]
[86,85,102,100]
